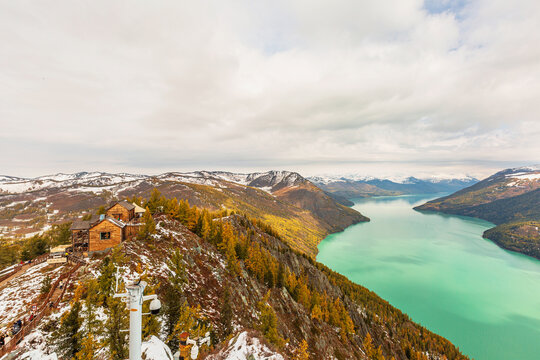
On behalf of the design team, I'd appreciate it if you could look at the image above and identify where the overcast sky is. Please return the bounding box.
[1,0,539,179]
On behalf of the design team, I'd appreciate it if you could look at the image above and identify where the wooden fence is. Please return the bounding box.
[0,254,49,285]
[0,265,22,284]
[0,263,81,358]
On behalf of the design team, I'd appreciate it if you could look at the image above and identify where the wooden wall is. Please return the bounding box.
[106,204,134,222]
[89,221,123,252]
[125,224,141,240]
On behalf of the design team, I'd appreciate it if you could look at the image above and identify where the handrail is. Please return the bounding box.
[0,265,22,284]
[0,263,81,357]
[0,253,51,284]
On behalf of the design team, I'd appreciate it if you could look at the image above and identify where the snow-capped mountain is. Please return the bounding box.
[309,174,477,185]
[309,174,478,198]
[0,170,365,252]
[0,170,306,195]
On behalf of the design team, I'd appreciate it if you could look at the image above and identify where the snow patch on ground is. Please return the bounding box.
[207,331,284,360]
[508,172,540,181]
[0,263,63,327]
[142,335,174,360]
[16,349,57,360]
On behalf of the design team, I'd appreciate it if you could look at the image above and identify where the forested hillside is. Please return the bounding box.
[415,166,540,259]
[5,192,470,360]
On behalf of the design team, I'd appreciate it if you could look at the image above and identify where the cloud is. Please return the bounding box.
[0,0,539,178]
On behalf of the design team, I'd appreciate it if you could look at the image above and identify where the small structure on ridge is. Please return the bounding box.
[70,201,144,254]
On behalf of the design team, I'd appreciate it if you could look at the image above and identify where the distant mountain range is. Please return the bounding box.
[0,170,367,255]
[309,175,478,200]
[415,166,540,259]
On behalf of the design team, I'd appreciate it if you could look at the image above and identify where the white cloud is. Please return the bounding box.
[0,0,539,178]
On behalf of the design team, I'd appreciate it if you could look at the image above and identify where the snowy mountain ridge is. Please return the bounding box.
[0,170,305,195]
[309,174,478,185]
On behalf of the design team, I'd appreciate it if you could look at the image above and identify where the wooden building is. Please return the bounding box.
[88,217,125,252]
[71,201,144,254]
[106,201,136,222]
[133,203,146,218]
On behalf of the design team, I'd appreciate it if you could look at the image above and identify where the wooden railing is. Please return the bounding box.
[0,254,49,285]
[67,253,87,266]
[0,265,22,284]
[0,263,81,358]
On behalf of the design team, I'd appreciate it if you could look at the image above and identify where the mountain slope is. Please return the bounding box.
[310,176,477,199]
[5,211,470,360]
[0,171,367,255]
[415,166,540,259]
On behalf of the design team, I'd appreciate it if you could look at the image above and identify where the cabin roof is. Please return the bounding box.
[132,203,146,213]
[71,220,91,230]
[90,216,126,229]
[71,215,101,230]
[50,245,71,253]
[119,200,136,211]
[108,200,136,211]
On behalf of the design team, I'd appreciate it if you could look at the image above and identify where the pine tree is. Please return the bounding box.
[76,333,97,360]
[53,301,83,359]
[163,249,188,352]
[172,303,212,345]
[219,222,240,275]
[276,262,285,288]
[138,207,156,242]
[186,206,198,231]
[219,287,234,341]
[104,297,128,360]
[177,199,190,224]
[98,256,116,300]
[167,197,181,219]
[295,279,311,308]
[83,279,101,334]
[146,188,163,213]
[168,249,188,289]
[292,339,309,360]
[311,304,323,321]
[363,333,375,358]
[41,275,52,294]
[257,291,285,348]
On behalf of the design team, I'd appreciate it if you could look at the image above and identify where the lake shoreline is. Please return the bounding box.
[317,194,540,360]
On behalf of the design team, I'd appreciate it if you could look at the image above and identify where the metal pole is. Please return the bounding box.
[126,282,146,360]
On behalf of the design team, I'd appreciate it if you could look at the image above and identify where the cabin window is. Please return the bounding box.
[113,213,122,220]
[100,232,111,240]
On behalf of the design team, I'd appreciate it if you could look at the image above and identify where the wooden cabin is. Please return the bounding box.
[71,201,144,253]
[70,217,99,253]
[106,201,136,222]
[88,217,125,252]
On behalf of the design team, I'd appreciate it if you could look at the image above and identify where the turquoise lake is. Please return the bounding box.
[317,194,540,360]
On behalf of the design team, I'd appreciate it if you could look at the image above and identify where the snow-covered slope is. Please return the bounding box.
[141,336,174,360]
[207,331,284,360]
[0,170,304,195]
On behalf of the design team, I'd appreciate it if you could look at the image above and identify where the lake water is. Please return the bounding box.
[317,194,540,360]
